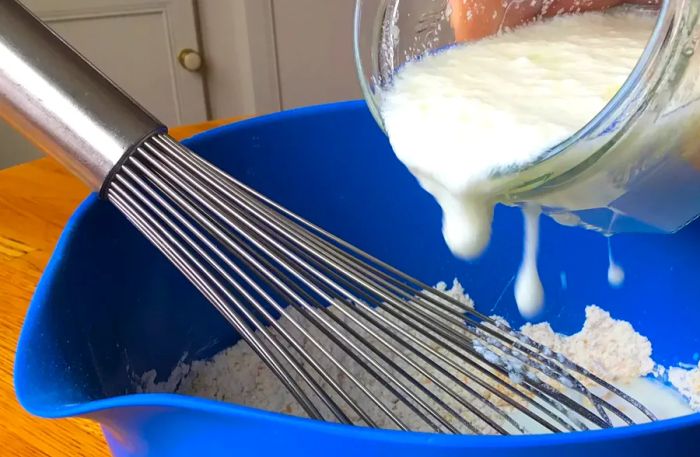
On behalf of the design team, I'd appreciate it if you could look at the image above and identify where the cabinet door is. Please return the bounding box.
[23,0,208,126]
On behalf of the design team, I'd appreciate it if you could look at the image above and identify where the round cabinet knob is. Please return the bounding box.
[178,49,203,72]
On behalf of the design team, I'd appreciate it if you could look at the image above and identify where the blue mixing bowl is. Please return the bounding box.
[14,101,700,456]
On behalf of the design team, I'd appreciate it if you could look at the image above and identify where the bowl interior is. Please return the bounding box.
[15,101,700,417]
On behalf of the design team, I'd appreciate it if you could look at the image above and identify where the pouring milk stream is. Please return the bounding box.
[379,6,658,318]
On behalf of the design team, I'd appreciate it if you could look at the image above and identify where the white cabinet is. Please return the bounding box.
[201,0,364,114]
[24,0,208,126]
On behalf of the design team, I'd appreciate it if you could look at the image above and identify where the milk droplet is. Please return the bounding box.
[607,237,625,288]
[515,205,544,319]
[441,196,494,259]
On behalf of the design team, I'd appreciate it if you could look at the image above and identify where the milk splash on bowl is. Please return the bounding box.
[379,8,656,317]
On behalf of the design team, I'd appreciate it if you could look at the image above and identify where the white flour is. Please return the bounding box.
[669,363,700,410]
[140,281,514,434]
[521,305,655,384]
[138,279,698,432]
[380,9,656,317]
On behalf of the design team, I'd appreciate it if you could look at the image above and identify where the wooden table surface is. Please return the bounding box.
[0,118,244,456]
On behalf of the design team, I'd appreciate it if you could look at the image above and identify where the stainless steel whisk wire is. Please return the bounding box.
[107,134,655,434]
[0,0,656,436]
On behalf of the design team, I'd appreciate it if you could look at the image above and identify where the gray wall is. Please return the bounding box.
[272,0,362,109]
[0,121,43,169]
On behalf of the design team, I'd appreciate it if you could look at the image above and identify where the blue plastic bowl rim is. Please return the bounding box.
[15,101,700,448]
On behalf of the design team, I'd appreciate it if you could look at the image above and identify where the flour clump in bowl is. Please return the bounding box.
[138,279,698,433]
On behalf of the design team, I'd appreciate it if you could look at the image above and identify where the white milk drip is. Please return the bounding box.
[514,205,544,318]
[607,237,626,288]
[380,9,655,317]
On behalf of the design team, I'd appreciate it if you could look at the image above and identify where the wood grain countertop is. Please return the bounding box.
[0,117,245,456]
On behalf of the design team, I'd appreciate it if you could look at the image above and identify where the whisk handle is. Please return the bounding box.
[0,0,166,193]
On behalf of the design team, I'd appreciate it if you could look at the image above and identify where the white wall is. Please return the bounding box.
[271,0,362,110]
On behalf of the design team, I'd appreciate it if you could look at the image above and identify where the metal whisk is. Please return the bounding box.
[0,0,655,435]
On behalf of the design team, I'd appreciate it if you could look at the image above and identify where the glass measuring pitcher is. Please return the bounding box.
[354,0,700,235]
